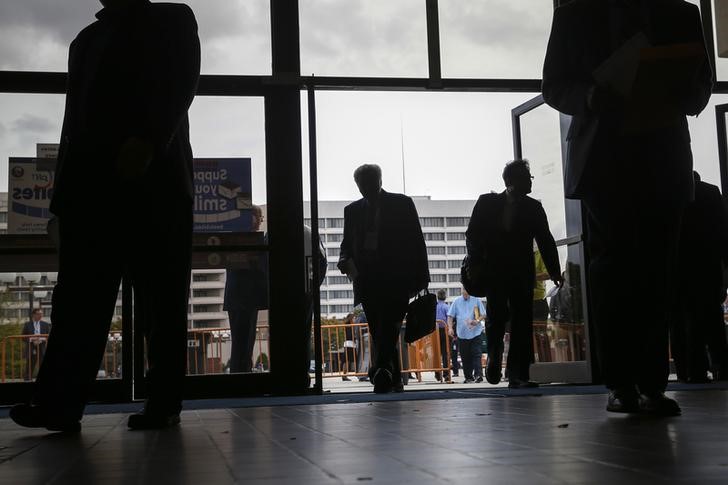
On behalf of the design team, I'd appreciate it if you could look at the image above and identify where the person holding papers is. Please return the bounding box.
[543,0,712,416]
[338,164,429,393]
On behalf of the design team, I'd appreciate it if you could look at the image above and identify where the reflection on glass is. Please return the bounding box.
[186,97,269,375]
[0,272,123,382]
[532,245,586,364]
[520,103,567,240]
[440,0,554,79]
[299,0,428,77]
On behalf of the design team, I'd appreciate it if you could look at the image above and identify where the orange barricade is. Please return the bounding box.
[319,322,453,380]
[1,333,123,383]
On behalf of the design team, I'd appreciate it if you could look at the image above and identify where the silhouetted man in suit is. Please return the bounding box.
[466,160,562,388]
[224,205,268,374]
[543,0,712,415]
[670,171,728,382]
[338,164,429,393]
[11,0,200,432]
[22,308,51,380]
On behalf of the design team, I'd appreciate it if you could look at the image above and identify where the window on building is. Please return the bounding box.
[446,217,469,227]
[427,246,446,255]
[424,232,445,241]
[448,274,460,282]
[430,274,447,282]
[304,218,311,226]
[429,260,447,269]
[447,232,466,241]
[327,233,344,243]
[327,218,345,228]
[448,288,461,297]
[0,213,7,224]
[448,260,461,268]
[448,246,466,255]
[326,247,340,258]
[328,304,353,314]
[327,262,339,271]
[329,290,354,299]
[420,217,444,227]
[327,276,350,285]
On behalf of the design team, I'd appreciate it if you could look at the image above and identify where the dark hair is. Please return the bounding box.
[502,159,531,185]
[436,289,447,301]
[344,313,355,324]
[353,164,382,185]
[31,308,42,315]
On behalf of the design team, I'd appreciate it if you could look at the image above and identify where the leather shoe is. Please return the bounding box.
[485,343,503,385]
[128,410,181,430]
[638,393,681,416]
[372,368,393,394]
[606,388,640,413]
[508,379,539,389]
[9,404,81,433]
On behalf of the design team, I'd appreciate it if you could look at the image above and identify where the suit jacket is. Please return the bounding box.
[542,0,712,200]
[339,191,430,305]
[22,320,51,336]
[51,0,200,217]
[466,192,561,287]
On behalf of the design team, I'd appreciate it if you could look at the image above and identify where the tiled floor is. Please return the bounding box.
[2,387,728,484]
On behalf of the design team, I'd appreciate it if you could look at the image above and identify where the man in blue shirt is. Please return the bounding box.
[448,288,486,383]
[434,289,451,382]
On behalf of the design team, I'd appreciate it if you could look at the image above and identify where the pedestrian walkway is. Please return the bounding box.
[2,384,727,484]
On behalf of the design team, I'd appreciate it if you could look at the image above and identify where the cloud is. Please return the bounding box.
[12,114,55,134]
[0,122,6,139]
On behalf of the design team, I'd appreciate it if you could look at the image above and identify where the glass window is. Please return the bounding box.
[299,0,428,77]
[424,232,446,241]
[448,246,466,255]
[439,0,554,79]
[429,260,447,269]
[327,276,349,285]
[327,218,345,229]
[430,274,447,282]
[427,246,446,255]
[448,260,461,268]
[0,1,272,75]
[448,287,461,297]
[447,274,460,283]
[327,262,338,271]
[420,217,445,227]
[326,247,340,258]
[447,232,466,240]
[329,290,354,299]
[327,233,344,243]
[519,103,567,240]
[446,217,469,227]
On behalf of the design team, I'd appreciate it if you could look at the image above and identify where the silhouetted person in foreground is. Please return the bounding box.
[466,160,562,389]
[670,171,728,383]
[338,164,429,393]
[543,0,712,415]
[11,0,200,432]
[224,205,267,374]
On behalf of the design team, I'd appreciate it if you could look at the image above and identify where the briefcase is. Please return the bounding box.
[404,290,437,344]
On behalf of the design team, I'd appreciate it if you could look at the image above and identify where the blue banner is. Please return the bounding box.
[193,158,253,233]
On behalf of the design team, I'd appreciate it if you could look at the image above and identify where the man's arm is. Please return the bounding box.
[533,204,562,286]
[338,204,354,274]
[679,4,713,116]
[405,197,430,293]
[466,196,486,256]
[119,5,201,181]
[542,6,593,116]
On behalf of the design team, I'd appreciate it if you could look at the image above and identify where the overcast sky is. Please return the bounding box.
[0,0,725,228]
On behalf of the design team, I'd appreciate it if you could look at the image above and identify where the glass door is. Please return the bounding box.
[511,95,592,384]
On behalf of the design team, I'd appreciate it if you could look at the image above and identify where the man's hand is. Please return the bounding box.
[552,275,565,288]
[115,136,155,182]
